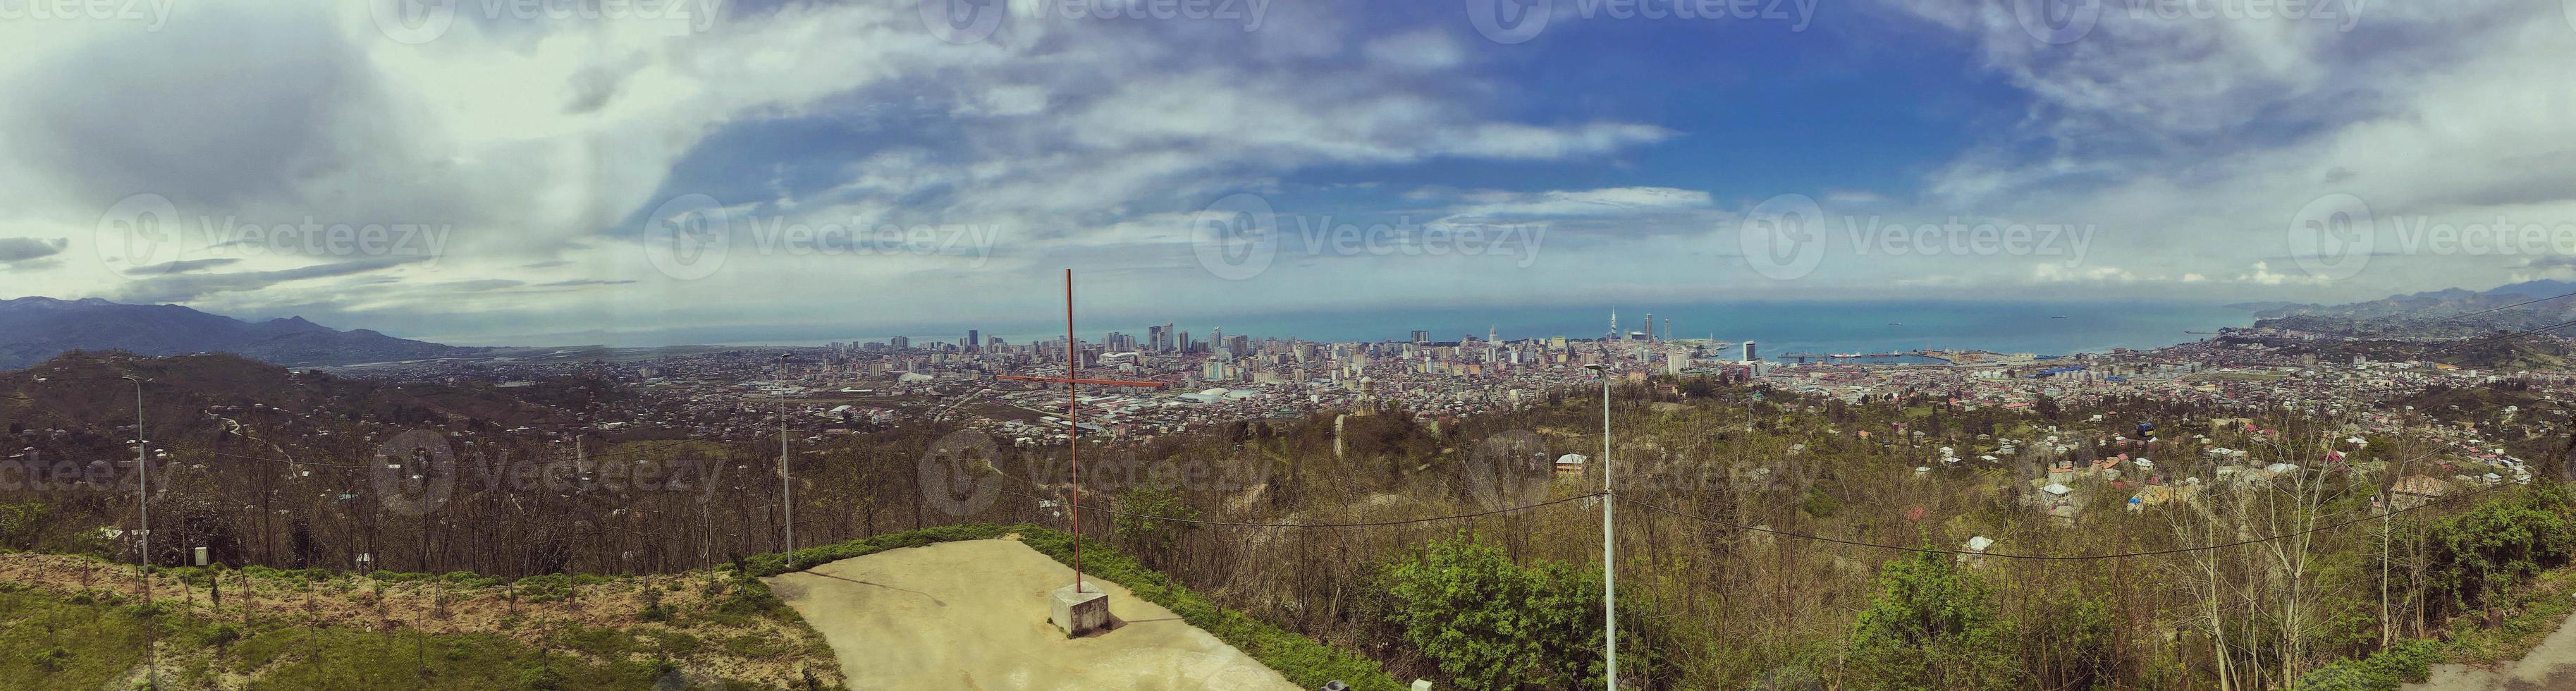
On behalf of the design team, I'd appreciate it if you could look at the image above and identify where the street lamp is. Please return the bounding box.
[122,373,155,689]
[121,375,149,577]
[777,353,793,559]
[1583,362,1615,690]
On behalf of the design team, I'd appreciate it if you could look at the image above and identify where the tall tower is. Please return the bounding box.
[1644,312,1653,341]
[1488,325,1497,344]
[1609,310,1618,338]
[1663,318,1672,343]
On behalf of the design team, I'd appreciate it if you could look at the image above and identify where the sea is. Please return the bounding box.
[958,300,2259,360]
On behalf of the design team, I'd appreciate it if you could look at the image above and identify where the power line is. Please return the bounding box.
[995,487,1604,528]
[1617,479,2514,561]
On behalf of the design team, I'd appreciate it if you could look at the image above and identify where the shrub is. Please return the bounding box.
[1379,534,1606,691]
[1845,551,2017,690]
[2295,639,2439,691]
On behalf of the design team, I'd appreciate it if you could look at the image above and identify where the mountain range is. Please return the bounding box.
[2252,279,2576,336]
[0,297,483,371]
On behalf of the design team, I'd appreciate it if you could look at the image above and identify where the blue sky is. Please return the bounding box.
[0,0,2568,345]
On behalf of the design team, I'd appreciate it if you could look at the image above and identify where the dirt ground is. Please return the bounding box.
[2410,611,2576,690]
[766,538,1301,691]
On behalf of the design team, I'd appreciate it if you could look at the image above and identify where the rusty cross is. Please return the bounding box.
[995,269,1161,593]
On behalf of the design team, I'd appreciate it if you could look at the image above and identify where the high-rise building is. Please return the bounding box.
[1741,341,1758,363]
[1177,331,1194,353]
[1410,329,1429,344]
[890,336,910,350]
[1644,312,1653,341]
[967,329,980,352]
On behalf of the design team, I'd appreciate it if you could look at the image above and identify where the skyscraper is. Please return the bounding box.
[1741,341,1758,363]
[1410,329,1429,344]
[967,329,980,352]
[1644,312,1653,341]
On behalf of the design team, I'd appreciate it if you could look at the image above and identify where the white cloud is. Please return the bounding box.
[0,1,1676,343]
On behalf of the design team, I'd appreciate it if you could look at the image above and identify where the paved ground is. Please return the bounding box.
[765,539,1301,691]
[2410,611,2576,690]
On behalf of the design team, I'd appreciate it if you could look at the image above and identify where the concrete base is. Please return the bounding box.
[1049,582,1111,637]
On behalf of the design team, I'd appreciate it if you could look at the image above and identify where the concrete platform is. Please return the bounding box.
[765,538,1299,690]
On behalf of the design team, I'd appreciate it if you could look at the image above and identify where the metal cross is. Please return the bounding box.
[995,269,1161,592]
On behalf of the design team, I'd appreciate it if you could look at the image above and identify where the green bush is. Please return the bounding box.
[2295,639,2439,691]
[1379,534,1605,691]
[2428,489,2576,612]
[1845,551,2018,690]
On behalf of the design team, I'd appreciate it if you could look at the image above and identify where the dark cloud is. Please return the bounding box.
[0,237,68,262]
[4,6,369,211]
[114,256,428,302]
[436,279,529,292]
[126,257,241,275]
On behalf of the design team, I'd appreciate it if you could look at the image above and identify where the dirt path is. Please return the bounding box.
[2409,610,2576,690]
[765,538,1301,691]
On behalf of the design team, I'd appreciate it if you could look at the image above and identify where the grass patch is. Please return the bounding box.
[0,587,669,690]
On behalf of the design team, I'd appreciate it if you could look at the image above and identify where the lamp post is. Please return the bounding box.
[123,373,154,689]
[122,375,149,583]
[1584,363,1615,690]
[777,353,793,559]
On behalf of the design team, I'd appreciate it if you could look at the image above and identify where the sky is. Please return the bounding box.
[1,0,2572,346]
